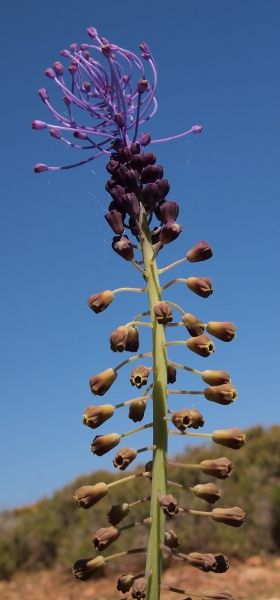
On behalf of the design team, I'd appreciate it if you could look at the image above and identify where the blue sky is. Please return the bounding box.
[1,0,280,510]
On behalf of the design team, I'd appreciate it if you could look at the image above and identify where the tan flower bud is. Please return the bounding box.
[92,526,121,551]
[187,552,217,572]
[164,529,180,549]
[206,321,236,342]
[202,590,234,600]
[128,399,147,422]
[182,312,204,337]
[213,554,229,573]
[130,365,150,388]
[154,301,173,324]
[87,290,114,314]
[193,483,220,504]
[110,326,128,352]
[106,503,130,525]
[159,494,179,517]
[125,326,139,352]
[187,334,215,357]
[202,370,231,386]
[82,404,115,429]
[89,368,117,396]
[90,433,120,456]
[200,457,233,479]
[74,482,109,508]
[212,507,245,528]
[204,384,237,405]
[117,574,134,593]
[72,556,106,580]
[187,241,213,263]
[186,277,213,298]
[189,408,205,429]
[113,446,137,470]
[212,428,246,449]
[171,409,192,431]
[131,577,147,599]
[167,363,177,384]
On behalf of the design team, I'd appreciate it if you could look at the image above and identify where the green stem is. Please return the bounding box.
[139,201,168,600]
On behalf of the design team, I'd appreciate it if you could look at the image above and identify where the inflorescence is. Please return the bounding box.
[34,26,244,600]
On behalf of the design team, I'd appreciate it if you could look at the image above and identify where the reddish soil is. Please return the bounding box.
[1,556,280,600]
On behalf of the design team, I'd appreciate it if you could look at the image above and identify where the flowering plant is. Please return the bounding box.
[33,26,244,600]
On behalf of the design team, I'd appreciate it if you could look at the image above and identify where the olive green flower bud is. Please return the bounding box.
[164,529,180,549]
[212,428,246,449]
[117,574,134,593]
[202,370,231,386]
[87,290,114,314]
[187,552,217,572]
[200,457,233,479]
[129,400,147,422]
[204,384,237,405]
[202,590,234,600]
[186,277,213,298]
[113,446,137,470]
[187,334,215,357]
[154,301,173,324]
[130,365,150,388]
[107,503,130,525]
[193,483,221,504]
[89,368,117,396]
[90,433,120,456]
[125,326,139,352]
[92,526,121,550]
[213,554,229,573]
[206,321,236,342]
[189,408,205,429]
[110,326,128,352]
[74,482,109,508]
[167,363,177,384]
[182,312,204,337]
[159,494,179,517]
[82,404,115,429]
[171,409,192,431]
[72,556,106,580]
[187,241,213,263]
[212,507,245,528]
[131,577,147,599]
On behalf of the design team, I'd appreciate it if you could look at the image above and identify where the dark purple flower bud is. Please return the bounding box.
[73,556,105,581]
[38,87,50,102]
[114,113,124,128]
[156,178,170,199]
[167,363,177,384]
[164,529,180,549]
[105,210,124,235]
[107,503,130,525]
[192,125,203,134]
[117,574,134,593]
[187,241,213,263]
[83,81,91,93]
[105,179,117,192]
[142,183,158,208]
[32,120,47,130]
[112,235,134,261]
[53,61,64,76]
[130,154,145,172]
[117,146,132,162]
[125,170,140,192]
[34,163,48,173]
[139,133,151,146]
[80,43,89,51]
[128,217,139,237]
[141,165,163,184]
[137,79,148,94]
[60,49,70,57]
[130,142,141,155]
[111,138,124,151]
[186,277,213,298]
[159,220,182,245]
[73,131,88,140]
[106,159,119,175]
[70,43,77,52]
[110,185,126,206]
[101,44,112,58]
[122,193,139,219]
[49,128,61,139]
[108,199,126,217]
[113,163,128,184]
[68,65,77,75]
[150,227,161,244]
[142,152,157,167]
[87,27,98,39]
[63,95,71,106]
[45,68,55,79]
[159,201,179,223]
[139,42,151,56]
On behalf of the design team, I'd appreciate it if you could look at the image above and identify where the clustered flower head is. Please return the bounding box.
[34,26,244,600]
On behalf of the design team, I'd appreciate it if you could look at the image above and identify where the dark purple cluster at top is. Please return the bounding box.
[104,143,181,257]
